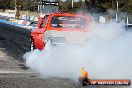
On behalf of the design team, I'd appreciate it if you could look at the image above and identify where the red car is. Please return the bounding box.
[30,13,90,50]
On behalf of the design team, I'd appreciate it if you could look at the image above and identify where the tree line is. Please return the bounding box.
[0,0,86,12]
[0,0,38,11]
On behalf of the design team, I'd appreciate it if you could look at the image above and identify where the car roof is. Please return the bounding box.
[49,13,88,17]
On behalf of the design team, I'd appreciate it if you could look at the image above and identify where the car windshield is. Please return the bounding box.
[50,16,87,29]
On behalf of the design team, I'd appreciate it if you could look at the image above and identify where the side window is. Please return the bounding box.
[50,17,60,27]
[41,16,48,28]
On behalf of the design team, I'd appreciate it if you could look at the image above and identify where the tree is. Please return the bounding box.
[0,0,7,11]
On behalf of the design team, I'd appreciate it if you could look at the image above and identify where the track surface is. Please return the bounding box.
[0,22,130,88]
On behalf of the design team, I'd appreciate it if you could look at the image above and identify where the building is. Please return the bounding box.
[37,0,59,14]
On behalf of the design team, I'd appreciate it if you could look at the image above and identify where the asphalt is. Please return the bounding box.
[0,21,131,88]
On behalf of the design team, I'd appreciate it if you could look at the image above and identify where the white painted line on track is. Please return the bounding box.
[0,70,36,74]
[0,48,6,50]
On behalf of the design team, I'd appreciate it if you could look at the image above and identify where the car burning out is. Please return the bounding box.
[30,13,131,86]
[30,13,90,50]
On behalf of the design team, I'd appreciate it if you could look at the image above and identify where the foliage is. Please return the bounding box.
[60,0,86,13]
[0,0,37,11]
[0,0,86,13]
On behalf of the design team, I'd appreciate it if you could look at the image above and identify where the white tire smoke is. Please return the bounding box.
[23,21,132,81]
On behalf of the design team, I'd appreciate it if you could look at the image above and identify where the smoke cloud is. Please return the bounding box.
[23,18,132,81]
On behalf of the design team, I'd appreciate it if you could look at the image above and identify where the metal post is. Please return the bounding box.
[38,4,39,13]
[116,0,118,22]
[15,0,20,19]
[15,0,17,14]
[126,17,129,30]
[40,0,43,15]
[72,0,74,9]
